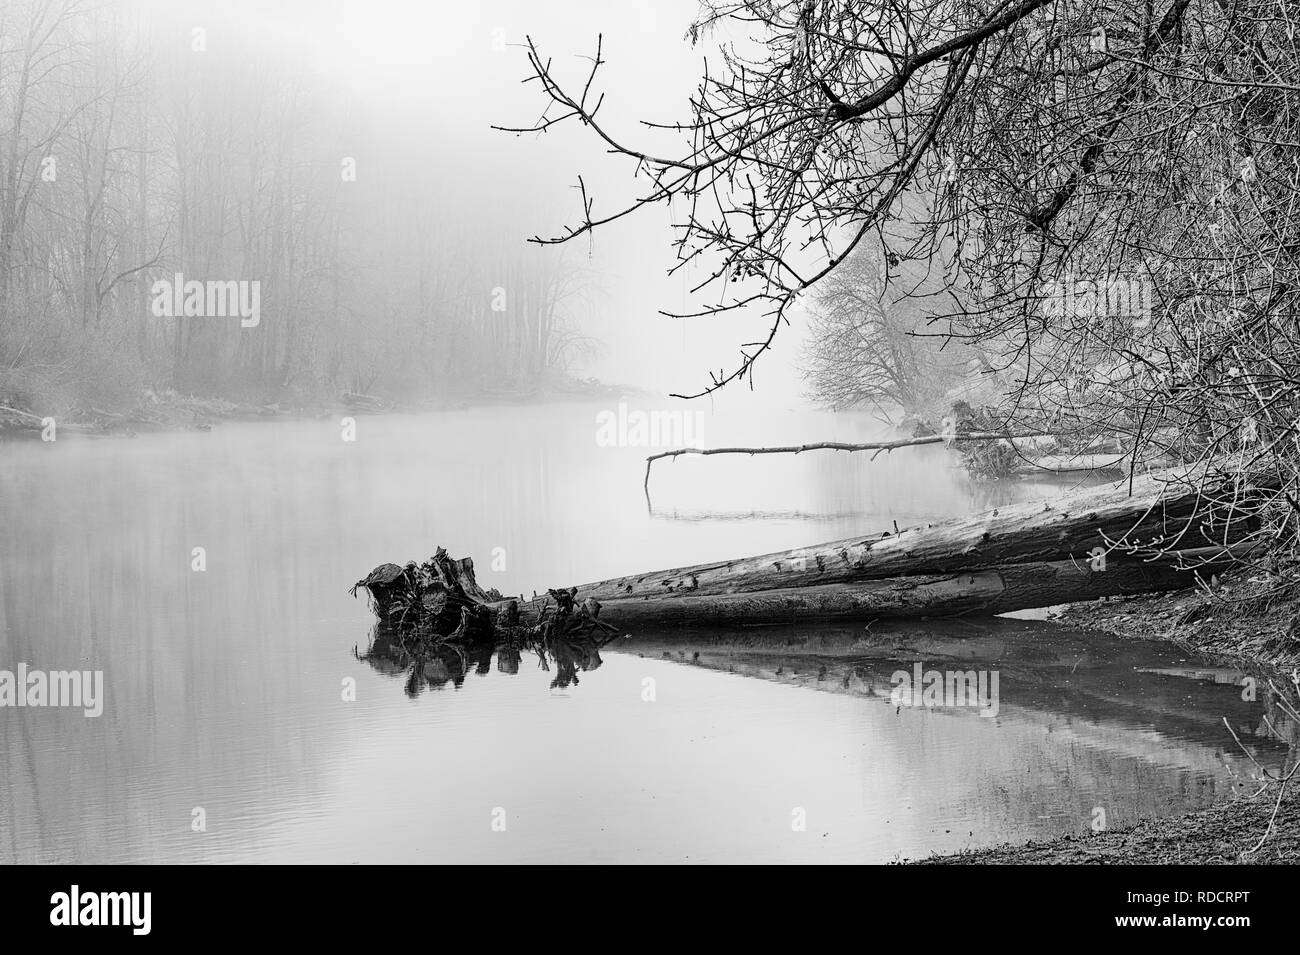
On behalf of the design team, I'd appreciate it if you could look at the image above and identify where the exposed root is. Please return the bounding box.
[352,549,621,695]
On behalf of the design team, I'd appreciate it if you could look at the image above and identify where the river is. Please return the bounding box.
[0,402,1291,862]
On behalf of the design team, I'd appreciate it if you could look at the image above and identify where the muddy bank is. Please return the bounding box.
[913,577,1300,864]
[1047,577,1300,672]
[913,787,1300,864]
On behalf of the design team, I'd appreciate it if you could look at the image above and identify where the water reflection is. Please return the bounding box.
[616,617,1299,784]
[356,619,612,695]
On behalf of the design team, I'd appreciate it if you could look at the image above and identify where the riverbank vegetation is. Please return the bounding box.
[505,0,1300,636]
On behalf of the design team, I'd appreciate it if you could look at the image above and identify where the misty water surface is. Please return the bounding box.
[0,403,1292,862]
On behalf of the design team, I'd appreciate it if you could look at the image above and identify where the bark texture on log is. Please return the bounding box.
[528,556,1221,630]
[572,468,1260,604]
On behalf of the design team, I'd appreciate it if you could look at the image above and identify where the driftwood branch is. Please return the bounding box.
[643,431,1050,495]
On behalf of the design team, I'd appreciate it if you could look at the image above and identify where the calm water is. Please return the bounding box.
[0,402,1293,863]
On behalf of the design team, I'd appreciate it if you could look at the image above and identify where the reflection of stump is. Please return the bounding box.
[424,659,452,687]
[498,600,520,627]
[497,646,521,675]
[353,551,620,698]
[473,646,494,676]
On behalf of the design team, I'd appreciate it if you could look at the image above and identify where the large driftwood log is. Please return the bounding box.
[577,468,1263,604]
[550,552,1237,629]
[354,467,1266,632]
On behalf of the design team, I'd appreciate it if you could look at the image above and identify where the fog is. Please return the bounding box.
[151,0,811,406]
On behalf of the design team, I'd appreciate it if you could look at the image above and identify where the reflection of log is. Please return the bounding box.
[356,468,1268,631]
[614,620,1281,758]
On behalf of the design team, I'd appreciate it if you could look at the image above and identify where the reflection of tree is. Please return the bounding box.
[352,549,618,697]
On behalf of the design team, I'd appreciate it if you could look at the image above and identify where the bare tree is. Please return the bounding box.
[502,0,1300,567]
[802,238,969,420]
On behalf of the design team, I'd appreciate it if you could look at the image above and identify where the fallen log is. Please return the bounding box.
[584,467,1265,604]
[354,467,1268,633]
[520,556,1226,628]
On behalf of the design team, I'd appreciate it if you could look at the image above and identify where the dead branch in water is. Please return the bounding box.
[643,431,1050,497]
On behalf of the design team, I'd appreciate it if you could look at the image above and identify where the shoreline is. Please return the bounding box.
[0,379,641,440]
[910,786,1300,864]
[915,582,1300,864]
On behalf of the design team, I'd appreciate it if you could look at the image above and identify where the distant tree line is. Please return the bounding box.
[0,0,586,414]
